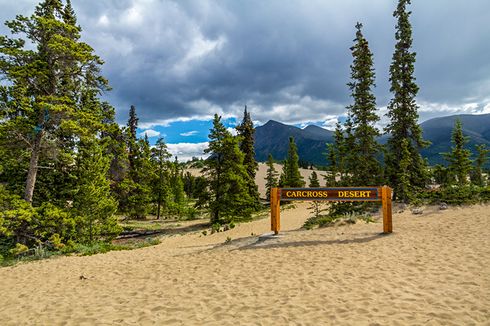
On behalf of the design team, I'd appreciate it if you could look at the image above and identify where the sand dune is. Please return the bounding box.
[189,162,321,199]
[1,202,489,325]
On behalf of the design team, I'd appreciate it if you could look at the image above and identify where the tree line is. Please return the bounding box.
[0,0,261,260]
[264,0,489,223]
[0,0,488,260]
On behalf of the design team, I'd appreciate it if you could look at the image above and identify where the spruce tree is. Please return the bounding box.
[0,0,109,203]
[471,145,489,186]
[280,137,304,187]
[265,154,279,201]
[202,115,255,224]
[346,22,382,186]
[397,138,414,202]
[385,0,429,199]
[72,138,120,244]
[168,156,187,217]
[308,171,320,188]
[127,105,139,172]
[236,106,260,206]
[325,143,337,186]
[443,119,473,186]
[119,107,152,219]
[151,137,172,219]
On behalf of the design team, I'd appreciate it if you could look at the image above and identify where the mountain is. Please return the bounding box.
[254,120,334,164]
[420,114,490,165]
[255,114,490,166]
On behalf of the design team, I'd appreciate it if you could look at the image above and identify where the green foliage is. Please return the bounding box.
[279,137,304,187]
[346,22,382,186]
[0,0,110,203]
[418,185,489,205]
[308,171,320,188]
[431,164,451,185]
[384,0,430,200]
[202,114,256,224]
[10,243,29,256]
[397,138,415,202]
[119,107,153,219]
[470,144,489,186]
[265,153,279,201]
[71,138,120,244]
[443,119,473,186]
[236,106,260,206]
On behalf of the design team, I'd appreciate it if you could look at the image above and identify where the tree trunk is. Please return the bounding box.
[157,200,161,220]
[24,130,44,203]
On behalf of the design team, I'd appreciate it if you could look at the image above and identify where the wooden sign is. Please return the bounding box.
[280,187,379,201]
[270,186,392,235]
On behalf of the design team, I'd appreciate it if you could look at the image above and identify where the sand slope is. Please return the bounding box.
[1,203,489,325]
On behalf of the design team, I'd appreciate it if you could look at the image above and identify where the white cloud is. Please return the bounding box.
[226,127,238,136]
[97,14,110,27]
[167,142,209,162]
[322,116,340,131]
[172,34,226,76]
[180,130,198,137]
[417,100,490,122]
[482,102,490,114]
[139,116,212,129]
[138,129,160,138]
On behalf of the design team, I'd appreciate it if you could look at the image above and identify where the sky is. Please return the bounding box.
[1,0,489,160]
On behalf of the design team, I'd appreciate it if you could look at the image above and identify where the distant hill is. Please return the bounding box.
[254,120,334,164]
[254,114,490,166]
[420,114,490,165]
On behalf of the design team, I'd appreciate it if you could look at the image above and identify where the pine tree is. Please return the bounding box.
[202,114,254,224]
[385,0,429,200]
[236,106,260,206]
[308,171,320,188]
[119,107,152,219]
[325,143,337,186]
[280,137,304,187]
[168,156,187,217]
[72,138,120,244]
[0,0,109,203]
[346,22,382,186]
[397,138,414,202]
[325,123,348,186]
[471,145,489,186]
[127,105,139,172]
[151,137,171,219]
[443,119,473,186]
[265,154,279,201]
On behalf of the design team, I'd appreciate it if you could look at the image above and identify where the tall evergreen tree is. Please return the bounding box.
[443,119,473,186]
[202,114,254,224]
[471,144,489,186]
[151,137,172,219]
[127,105,139,172]
[236,106,260,206]
[0,0,109,203]
[346,22,382,186]
[279,137,304,187]
[385,0,429,199]
[119,107,152,219]
[72,137,120,244]
[265,154,278,201]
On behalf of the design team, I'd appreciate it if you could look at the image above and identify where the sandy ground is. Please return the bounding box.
[1,201,489,325]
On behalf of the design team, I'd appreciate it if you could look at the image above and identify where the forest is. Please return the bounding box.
[0,0,488,264]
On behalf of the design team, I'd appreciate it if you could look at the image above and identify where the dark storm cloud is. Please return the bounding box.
[1,0,489,126]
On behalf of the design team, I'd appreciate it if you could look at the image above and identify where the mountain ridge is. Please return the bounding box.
[254,113,490,166]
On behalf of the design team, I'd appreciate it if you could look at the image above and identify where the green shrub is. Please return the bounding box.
[417,185,487,205]
[9,243,29,256]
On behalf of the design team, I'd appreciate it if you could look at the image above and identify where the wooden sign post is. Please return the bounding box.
[270,186,393,235]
